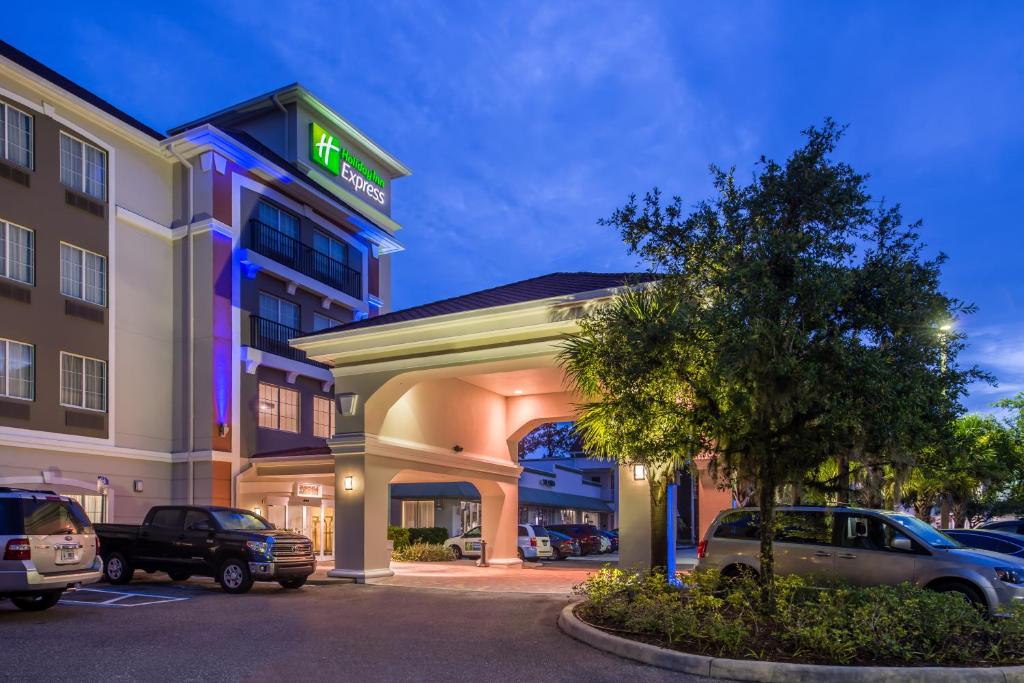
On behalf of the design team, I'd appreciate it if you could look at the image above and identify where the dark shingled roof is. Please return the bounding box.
[0,40,164,140]
[304,271,659,336]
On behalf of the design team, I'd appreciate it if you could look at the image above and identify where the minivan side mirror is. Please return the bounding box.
[891,535,913,552]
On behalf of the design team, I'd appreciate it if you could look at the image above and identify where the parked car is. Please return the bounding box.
[945,529,1024,558]
[546,524,604,556]
[979,519,1024,535]
[547,530,581,560]
[95,505,315,594]
[596,529,619,553]
[518,525,553,562]
[444,525,554,561]
[0,487,103,611]
[445,526,482,559]
[698,506,1024,614]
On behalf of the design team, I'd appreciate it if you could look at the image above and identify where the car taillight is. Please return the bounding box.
[4,538,31,561]
[530,537,537,546]
[697,538,708,559]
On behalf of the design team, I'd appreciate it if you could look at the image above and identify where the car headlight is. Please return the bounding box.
[246,540,270,557]
[995,567,1024,584]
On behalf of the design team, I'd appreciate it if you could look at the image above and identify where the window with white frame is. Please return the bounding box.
[402,500,435,529]
[0,220,34,285]
[258,382,298,432]
[256,201,299,238]
[313,395,334,438]
[312,312,338,332]
[60,352,106,411]
[258,292,299,329]
[60,243,106,306]
[0,338,34,400]
[0,102,33,168]
[59,132,106,200]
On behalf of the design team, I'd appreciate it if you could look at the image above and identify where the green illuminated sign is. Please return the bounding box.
[309,122,387,206]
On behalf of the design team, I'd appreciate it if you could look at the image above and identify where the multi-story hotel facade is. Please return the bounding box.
[0,41,732,577]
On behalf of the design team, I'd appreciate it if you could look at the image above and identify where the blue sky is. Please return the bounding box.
[5,2,1022,411]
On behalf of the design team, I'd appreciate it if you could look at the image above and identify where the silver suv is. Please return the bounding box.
[698,505,1024,614]
[0,488,102,611]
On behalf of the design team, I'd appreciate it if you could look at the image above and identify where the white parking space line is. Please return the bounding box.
[60,588,190,608]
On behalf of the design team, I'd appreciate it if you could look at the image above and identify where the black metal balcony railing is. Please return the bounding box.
[246,219,362,300]
[249,315,331,370]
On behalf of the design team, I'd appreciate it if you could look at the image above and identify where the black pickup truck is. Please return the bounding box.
[95,505,316,593]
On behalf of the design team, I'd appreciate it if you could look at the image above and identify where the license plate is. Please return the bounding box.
[58,547,77,564]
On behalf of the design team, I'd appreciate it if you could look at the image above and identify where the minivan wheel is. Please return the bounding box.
[931,580,987,610]
[450,545,462,560]
[219,558,254,594]
[104,552,133,585]
[11,591,62,611]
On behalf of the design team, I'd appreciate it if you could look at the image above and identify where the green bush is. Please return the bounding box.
[387,525,410,551]
[574,568,1024,666]
[391,543,455,562]
[408,527,449,545]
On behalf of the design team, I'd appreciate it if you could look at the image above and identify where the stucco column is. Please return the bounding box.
[476,480,521,567]
[618,463,652,571]
[695,459,733,542]
[329,453,400,582]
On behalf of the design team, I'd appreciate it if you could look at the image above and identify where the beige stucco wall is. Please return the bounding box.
[378,378,509,460]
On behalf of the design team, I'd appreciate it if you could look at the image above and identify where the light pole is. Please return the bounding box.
[937,321,953,528]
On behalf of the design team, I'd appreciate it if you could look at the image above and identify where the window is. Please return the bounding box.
[313,313,338,332]
[258,292,299,329]
[258,382,299,432]
[257,201,298,238]
[21,499,90,535]
[65,494,106,524]
[0,102,33,168]
[0,338,34,400]
[401,500,435,528]
[0,220,34,285]
[60,132,106,200]
[60,243,106,306]
[713,510,761,540]
[60,352,107,411]
[313,395,334,438]
[183,510,213,531]
[463,526,481,538]
[839,514,921,554]
[149,508,182,529]
[775,511,833,546]
[313,230,355,268]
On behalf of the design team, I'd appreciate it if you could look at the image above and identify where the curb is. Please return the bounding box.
[557,603,1024,683]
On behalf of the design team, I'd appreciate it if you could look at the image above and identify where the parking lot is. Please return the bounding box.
[0,576,726,682]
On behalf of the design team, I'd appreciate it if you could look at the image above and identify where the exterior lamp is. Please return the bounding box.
[336,393,359,417]
[218,422,230,438]
[633,464,647,481]
[343,475,354,491]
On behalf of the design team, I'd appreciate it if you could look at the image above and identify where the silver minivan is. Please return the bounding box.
[698,505,1024,614]
[0,488,102,611]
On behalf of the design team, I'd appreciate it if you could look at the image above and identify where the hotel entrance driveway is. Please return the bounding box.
[311,559,599,594]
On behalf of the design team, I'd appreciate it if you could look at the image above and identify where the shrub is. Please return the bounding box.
[391,543,455,562]
[574,568,1024,666]
[387,525,410,551]
[408,527,449,546]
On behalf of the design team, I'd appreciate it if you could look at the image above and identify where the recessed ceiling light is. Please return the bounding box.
[513,389,524,395]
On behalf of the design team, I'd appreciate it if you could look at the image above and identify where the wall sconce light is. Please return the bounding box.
[218,422,230,438]
[133,479,144,493]
[343,475,354,491]
[336,393,359,417]
[633,464,647,481]
[452,444,464,453]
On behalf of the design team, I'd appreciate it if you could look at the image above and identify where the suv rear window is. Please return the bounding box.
[0,500,24,534]
[714,511,760,539]
[531,526,549,537]
[22,499,91,535]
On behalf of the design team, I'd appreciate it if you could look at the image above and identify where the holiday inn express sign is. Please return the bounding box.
[310,121,388,207]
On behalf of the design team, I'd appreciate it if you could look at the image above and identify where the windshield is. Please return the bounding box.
[211,509,272,531]
[886,513,963,549]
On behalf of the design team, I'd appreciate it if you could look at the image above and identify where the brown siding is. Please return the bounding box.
[0,95,109,437]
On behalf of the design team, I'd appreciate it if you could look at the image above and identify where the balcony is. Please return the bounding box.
[245,219,362,300]
[248,315,331,371]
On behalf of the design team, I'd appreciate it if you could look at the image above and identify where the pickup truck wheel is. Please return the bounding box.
[167,570,191,582]
[104,552,133,585]
[11,591,62,611]
[219,558,254,594]
[278,577,307,589]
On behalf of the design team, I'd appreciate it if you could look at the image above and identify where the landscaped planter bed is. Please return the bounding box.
[563,568,1024,679]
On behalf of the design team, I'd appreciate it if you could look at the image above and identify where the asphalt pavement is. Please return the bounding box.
[0,577,731,682]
